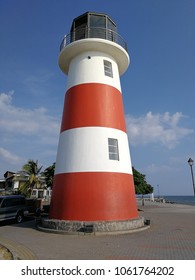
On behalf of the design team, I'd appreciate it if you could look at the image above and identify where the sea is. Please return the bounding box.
[163,196,195,206]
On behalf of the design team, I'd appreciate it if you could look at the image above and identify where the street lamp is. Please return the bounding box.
[187,158,195,197]
[157,184,160,199]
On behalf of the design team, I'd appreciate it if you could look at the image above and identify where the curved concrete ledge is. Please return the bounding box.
[37,216,149,235]
[59,38,129,75]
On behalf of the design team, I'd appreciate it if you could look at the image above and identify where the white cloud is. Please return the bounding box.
[144,163,174,174]
[22,71,55,96]
[23,72,54,84]
[0,147,22,164]
[0,91,61,175]
[126,111,193,148]
[0,91,60,145]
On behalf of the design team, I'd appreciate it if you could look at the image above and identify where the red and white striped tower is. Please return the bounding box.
[49,12,139,227]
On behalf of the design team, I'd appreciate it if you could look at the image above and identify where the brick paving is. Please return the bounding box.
[0,200,195,260]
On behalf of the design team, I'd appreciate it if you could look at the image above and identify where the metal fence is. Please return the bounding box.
[60,27,128,52]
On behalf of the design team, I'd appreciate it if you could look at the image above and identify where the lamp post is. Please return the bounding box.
[187,158,195,197]
[157,184,160,199]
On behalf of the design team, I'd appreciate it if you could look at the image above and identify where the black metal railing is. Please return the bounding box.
[60,27,128,52]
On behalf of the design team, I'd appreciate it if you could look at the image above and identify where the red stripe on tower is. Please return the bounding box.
[60,83,127,132]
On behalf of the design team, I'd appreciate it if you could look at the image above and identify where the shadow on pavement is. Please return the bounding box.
[0,216,36,228]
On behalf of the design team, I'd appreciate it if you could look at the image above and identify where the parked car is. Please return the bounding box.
[0,195,29,223]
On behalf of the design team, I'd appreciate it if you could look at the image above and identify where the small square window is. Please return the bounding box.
[108,138,119,161]
[104,60,113,78]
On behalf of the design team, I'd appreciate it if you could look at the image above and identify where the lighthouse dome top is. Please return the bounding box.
[70,11,117,32]
[70,11,118,41]
[59,11,129,75]
[60,11,127,52]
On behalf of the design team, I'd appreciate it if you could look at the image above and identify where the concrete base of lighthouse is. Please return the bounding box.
[37,216,148,235]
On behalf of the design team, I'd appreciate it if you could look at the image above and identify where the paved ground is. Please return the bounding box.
[0,200,195,260]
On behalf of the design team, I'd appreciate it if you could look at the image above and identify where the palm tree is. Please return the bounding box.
[41,162,55,189]
[20,160,43,197]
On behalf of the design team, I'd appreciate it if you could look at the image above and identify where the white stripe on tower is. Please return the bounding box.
[66,51,121,91]
[55,127,132,174]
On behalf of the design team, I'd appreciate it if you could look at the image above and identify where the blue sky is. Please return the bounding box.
[0,0,195,195]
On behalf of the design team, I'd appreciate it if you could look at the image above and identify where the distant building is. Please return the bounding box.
[3,171,27,192]
[0,178,5,194]
[0,170,47,197]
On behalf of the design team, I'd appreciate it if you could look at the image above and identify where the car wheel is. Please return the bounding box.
[16,212,23,223]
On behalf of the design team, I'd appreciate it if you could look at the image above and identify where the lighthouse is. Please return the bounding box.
[48,12,144,233]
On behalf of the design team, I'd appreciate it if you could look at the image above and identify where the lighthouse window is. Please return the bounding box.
[108,138,119,161]
[104,60,113,78]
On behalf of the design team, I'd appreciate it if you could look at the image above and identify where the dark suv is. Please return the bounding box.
[0,195,29,223]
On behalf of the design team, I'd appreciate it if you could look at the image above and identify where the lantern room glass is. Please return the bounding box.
[70,12,117,41]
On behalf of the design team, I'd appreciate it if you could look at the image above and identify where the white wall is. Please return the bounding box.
[66,51,122,92]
